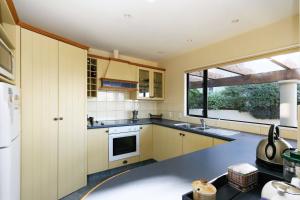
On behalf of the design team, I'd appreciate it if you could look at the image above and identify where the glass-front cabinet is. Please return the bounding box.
[137,68,164,100]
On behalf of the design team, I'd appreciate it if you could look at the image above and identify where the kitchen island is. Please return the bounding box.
[85,119,296,200]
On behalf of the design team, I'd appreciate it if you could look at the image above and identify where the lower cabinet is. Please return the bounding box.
[182,131,213,155]
[153,125,182,161]
[87,129,109,175]
[140,125,153,161]
[153,126,214,161]
[213,138,228,146]
[86,125,229,174]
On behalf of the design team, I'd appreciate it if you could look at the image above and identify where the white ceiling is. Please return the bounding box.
[13,0,298,61]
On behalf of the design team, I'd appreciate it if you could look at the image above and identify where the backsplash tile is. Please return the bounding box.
[87,91,158,121]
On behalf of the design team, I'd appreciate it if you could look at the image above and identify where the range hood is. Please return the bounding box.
[100,50,138,91]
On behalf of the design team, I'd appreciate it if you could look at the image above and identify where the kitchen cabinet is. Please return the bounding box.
[87,57,97,97]
[140,125,153,161]
[153,126,214,161]
[21,29,87,200]
[153,125,182,161]
[182,132,213,155]
[137,67,164,100]
[87,129,109,174]
[21,28,59,200]
[57,42,87,199]
[109,156,140,169]
[213,138,228,146]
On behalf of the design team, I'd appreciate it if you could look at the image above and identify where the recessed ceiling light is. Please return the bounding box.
[123,14,132,18]
[231,19,240,23]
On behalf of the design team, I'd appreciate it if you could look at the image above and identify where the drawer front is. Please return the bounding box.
[108,156,140,169]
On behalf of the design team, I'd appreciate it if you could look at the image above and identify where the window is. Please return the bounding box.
[187,71,205,116]
[186,52,300,127]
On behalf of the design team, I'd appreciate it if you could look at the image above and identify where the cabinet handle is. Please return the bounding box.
[105,130,109,133]
[53,117,59,121]
[59,117,63,120]
[140,127,143,130]
[179,133,182,136]
[182,133,185,137]
[122,160,128,165]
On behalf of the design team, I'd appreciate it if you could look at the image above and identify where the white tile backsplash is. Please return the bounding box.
[88,91,158,121]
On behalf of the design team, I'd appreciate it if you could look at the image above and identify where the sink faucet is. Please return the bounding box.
[200,118,206,128]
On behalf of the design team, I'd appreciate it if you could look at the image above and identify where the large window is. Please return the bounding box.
[186,52,300,127]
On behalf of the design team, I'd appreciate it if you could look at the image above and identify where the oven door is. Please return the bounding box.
[109,132,140,162]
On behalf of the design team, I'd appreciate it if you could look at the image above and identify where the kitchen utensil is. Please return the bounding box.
[261,180,300,200]
[282,149,300,182]
[256,124,292,171]
[132,110,138,121]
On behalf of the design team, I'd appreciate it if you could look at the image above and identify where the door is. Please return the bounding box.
[21,29,59,200]
[138,68,151,99]
[182,132,213,155]
[153,126,182,161]
[87,129,108,175]
[152,70,164,99]
[58,42,87,198]
[140,125,153,161]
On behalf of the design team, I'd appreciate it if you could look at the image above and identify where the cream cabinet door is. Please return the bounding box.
[182,132,213,154]
[153,126,182,161]
[152,70,164,100]
[213,138,228,146]
[182,132,213,155]
[140,125,153,161]
[87,129,109,175]
[21,28,59,200]
[58,42,87,198]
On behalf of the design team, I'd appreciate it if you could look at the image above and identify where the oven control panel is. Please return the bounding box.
[109,125,140,134]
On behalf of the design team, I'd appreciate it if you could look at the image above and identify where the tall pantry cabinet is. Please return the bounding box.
[21,29,87,200]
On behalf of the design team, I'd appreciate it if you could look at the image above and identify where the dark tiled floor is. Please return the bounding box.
[60,159,156,200]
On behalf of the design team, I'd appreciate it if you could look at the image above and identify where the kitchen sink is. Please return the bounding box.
[202,128,239,136]
[174,123,204,129]
[174,123,209,130]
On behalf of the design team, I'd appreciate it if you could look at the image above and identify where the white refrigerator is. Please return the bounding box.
[0,82,20,200]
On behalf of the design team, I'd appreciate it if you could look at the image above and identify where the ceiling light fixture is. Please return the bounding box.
[231,19,240,23]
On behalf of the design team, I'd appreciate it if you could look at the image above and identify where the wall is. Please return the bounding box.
[87,48,159,121]
[158,15,300,140]
[87,91,157,121]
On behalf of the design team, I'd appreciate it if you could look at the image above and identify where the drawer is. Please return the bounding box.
[109,156,140,169]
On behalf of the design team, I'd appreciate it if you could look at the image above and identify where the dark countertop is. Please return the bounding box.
[88,118,261,141]
[86,119,297,200]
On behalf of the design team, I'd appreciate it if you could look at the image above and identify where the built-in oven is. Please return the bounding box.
[0,39,15,80]
[108,125,140,162]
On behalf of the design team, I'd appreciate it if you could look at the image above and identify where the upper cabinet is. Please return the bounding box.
[137,67,164,100]
[0,0,16,49]
[86,54,165,99]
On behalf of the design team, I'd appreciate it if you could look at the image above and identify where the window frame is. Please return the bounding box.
[186,70,297,128]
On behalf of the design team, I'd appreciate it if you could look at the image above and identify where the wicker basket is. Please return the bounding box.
[227,163,258,192]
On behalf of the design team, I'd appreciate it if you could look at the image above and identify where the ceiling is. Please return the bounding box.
[13,0,299,61]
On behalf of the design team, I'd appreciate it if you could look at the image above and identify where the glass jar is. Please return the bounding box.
[282,149,300,182]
